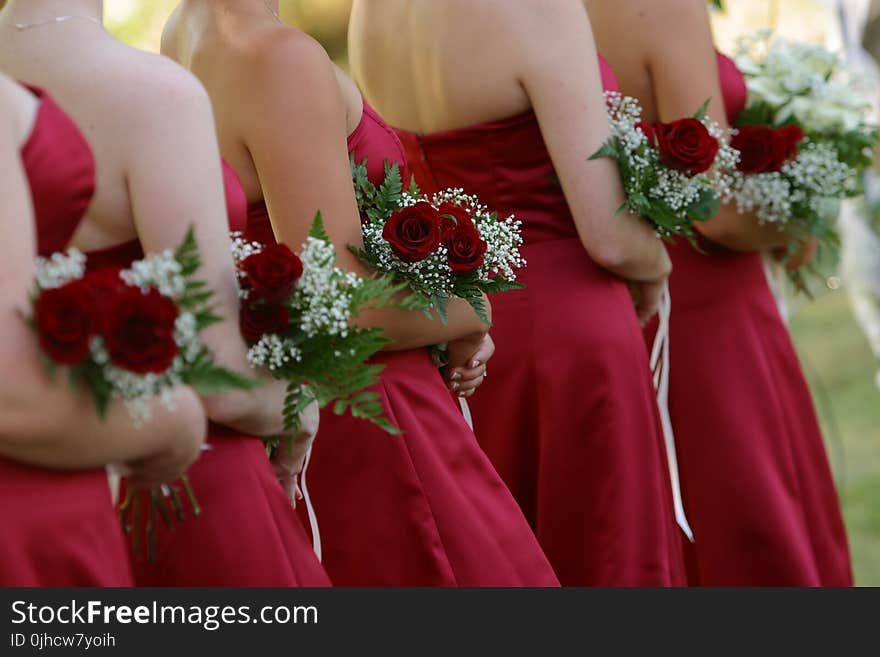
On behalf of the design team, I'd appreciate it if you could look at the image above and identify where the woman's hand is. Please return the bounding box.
[445,333,495,398]
[271,400,320,506]
[773,235,819,271]
[630,276,669,326]
[124,386,208,489]
[627,245,671,325]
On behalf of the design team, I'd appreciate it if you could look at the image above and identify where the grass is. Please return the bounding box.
[789,288,880,585]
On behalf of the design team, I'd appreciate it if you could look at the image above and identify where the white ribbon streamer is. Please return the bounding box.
[299,444,322,561]
[105,464,126,507]
[650,285,695,542]
[459,397,475,430]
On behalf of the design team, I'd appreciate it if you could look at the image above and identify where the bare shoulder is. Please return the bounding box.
[494,0,589,35]
[96,43,215,139]
[228,25,346,130]
[628,0,710,33]
[238,26,338,95]
[488,0,594,63]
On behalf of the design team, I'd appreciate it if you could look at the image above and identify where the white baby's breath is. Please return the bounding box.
[34,248,86,289]
[731,140,855,225]
[232,231,361,371]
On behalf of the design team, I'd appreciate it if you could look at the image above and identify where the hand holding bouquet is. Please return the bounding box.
[590,93,739,244]
[352,158,526,324]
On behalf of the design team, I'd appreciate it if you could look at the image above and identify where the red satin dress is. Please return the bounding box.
[247,102,559,586]
[88,164,330,586]
[655,54,852,586]
[0,86,134,586]
[395,58,687,586]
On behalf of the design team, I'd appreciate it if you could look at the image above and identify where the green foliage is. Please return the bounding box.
[174,227,259,395]
[259,212,408,435]
[590,133,714,245]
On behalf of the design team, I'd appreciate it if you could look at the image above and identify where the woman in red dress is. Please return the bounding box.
[586,0,852,585]
[349,0,686,585]
[0,73,207,586]
[0,1,330,586]
[161,0,559,586]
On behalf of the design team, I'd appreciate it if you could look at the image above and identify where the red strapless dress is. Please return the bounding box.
[0,86,134,587]
[247,102,559,586]
[394,58,687,586]
[653,54,852,585]
[88,163,330,586]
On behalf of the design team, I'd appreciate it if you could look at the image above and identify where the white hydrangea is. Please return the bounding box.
[735,31,871,135]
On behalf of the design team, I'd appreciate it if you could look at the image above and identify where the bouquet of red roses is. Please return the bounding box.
[31,230,254,423]
[232,214,407,439]
[590,94,739,243]
[352,158,526,324]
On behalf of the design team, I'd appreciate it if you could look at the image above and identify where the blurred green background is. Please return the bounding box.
[102,0,880,585]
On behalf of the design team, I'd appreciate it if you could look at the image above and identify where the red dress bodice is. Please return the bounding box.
[20,86,95,256]
[397,56,618,246]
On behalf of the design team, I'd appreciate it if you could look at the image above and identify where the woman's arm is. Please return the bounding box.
[121,57,295,437]
[235,32,488,351]
[0,110,206,478]
[636,0,794,251]
[508,0,671,284]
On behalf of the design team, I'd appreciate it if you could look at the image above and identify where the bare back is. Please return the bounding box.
[0,19,165,251]
[162,1,365,205]
[350,0,532,132]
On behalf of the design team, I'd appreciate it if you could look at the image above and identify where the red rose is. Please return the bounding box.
[778,124,805,160]
[104,287,180,374]
[732,125,803,174]
[636,121,656,143]
[653,118,720,175]
[731,126,783,173]
[383,202,442,262]
[239,299,290,343]
[445,217,488,274]
[34,279,101,365]
[241,244,304,303]
[79,267,127,331]
[437,201,472,241]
